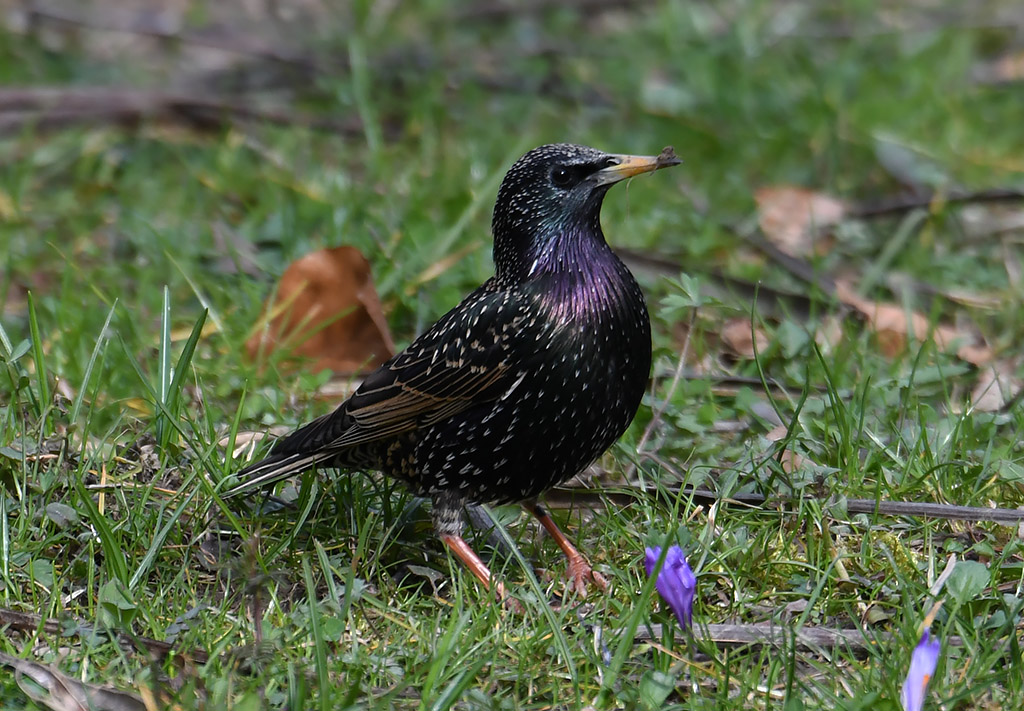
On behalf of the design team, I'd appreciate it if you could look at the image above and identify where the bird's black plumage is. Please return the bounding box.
[225,143,680,596]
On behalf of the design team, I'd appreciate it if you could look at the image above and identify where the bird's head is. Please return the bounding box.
[491,143,680,281]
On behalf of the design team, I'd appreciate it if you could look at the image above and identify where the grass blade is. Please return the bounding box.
[26,291,49,419]
[128,487,198,592]
[429,658,487,711]
[0,495,9,586]
[156,287,172,449]
[69,299,118,424]
[302,557,330,711]
[164,309,208,444]
[72,467,129,587]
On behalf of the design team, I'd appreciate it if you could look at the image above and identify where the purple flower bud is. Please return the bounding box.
[901,630,941,711]
[644,545,696,630]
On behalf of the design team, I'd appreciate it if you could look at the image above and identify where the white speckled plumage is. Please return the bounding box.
[225,143,678,589]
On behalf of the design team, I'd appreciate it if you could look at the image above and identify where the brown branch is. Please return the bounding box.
[712,186,1024,296]
[617,249,819,324]
[459,0,645,21]
[0,607,210,665]
[21,4,325,71]
[726,224,839,296]
[850,188,1024,219]
[633,622,964,652]
[547,486,1024,524]
[0,87,364,135]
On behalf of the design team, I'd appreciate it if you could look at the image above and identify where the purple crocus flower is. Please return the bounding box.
[901,630,941,711]
[644,545,696,630]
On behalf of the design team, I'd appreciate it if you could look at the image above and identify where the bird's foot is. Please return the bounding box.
[439,532,524,611]
[565,553,608,598]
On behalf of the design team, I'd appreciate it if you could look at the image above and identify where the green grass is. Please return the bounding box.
[2,1,1024,708]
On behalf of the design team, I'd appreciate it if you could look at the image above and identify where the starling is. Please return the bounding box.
[224,143,680,600]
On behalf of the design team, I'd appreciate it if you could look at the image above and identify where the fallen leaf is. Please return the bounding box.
[872,133,950,189]
[720,317,769,359]
[813,314,845,353]
[835,281,992,365]
[246,246,395,374]
[969,362,1022,413]
[783,599,808,615]
[959,204,1024,240]
[975,50,1024,84]
[0,651,151,711]
[765,423,804,473]
[219,427,292,460]
[885,271,1003,311]
[754,186,846,256]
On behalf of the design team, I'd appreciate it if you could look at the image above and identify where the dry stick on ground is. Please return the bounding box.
[633,622,964,652]
[19,4,326,71]
[734,187,1024,292]
[619,247,819,322]
[458,0,644,21]
[7,602,965,670]
[19,5,613,109]
[0,607,210,665]
[849,188,1024,219]
[728,224,838,296]
[546,486,1024,524]
[0,87,364,136]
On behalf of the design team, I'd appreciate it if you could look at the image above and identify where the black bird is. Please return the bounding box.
[224,143,680,600]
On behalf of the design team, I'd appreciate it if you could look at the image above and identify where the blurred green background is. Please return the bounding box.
[2,1,1023,709]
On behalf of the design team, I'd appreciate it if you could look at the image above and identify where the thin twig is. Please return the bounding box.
[618,248,818,320]
[21,5,325,71]
[727,225,838,296]
[850,188,1024,219]
[0,87,365,136]
[458,0,644,21]
[546,486,1024,524]
[633,622,964,652]
[0,607,210,664]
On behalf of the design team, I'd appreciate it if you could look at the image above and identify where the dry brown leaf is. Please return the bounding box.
[969,362,1022,413]
[835,281,992,365]
[976,50,1024,84]
[755,186,847,256]
[0,650,153,711]
[813,314,845,353]
[765,423,804,473]
[246,246,395,374]
[885,271,1003,311]
[720,317,769,359]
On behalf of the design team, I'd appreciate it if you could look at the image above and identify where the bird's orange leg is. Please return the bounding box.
[525,502,608,597]
[439,533,512,604]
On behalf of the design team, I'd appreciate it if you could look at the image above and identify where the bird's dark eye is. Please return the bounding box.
[551,166,574,188]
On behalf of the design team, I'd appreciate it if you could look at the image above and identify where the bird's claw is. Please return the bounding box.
[566,554,608,598]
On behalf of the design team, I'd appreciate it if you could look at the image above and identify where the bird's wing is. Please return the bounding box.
[267,284,536,458]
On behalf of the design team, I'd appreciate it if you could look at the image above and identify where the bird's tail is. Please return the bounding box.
[220,451,322,499]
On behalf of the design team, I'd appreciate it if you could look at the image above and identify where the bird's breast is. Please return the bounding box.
[527,255,652,418]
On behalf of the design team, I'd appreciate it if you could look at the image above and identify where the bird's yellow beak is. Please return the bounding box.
[594,146,681,186]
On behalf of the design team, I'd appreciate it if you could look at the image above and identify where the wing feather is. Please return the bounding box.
[269,283,533,458]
